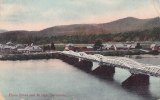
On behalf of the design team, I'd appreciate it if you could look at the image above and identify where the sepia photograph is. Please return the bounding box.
[0,0,160,100]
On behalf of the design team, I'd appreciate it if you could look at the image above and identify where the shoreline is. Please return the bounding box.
[85,49,159,56]
[0,52,56,61]
[0,50,159,61]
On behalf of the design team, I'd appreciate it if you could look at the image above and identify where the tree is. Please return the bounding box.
[43,45,46,52]
[135,43,142,49]
[93,39,103,51]
[51,42,56,50]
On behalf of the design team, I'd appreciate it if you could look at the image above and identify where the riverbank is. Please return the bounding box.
[0,50,159,61]
[0,52,56,60]
[86,49,159,56]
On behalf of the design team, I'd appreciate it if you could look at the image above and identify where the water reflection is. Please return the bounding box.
[85,60,160,100]
[0,58,159,100]
[91,71,158,100]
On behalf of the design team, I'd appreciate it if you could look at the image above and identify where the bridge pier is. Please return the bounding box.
[55,53,66,60]
[122,74,149,86]
[66,56,79,65]
[74,60,93,73]
[91,65,115,79]
[57,54,79,65]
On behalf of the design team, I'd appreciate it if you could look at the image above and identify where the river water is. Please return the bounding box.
[0,55,160,100]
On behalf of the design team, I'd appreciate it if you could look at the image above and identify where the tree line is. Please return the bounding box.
[0,27,159,44]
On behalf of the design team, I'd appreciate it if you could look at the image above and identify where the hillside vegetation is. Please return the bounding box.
[0,17,159,44]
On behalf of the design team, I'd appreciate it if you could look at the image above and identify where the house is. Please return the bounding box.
[64,44,93,51]
[86,46,93,51]
[16,44,27,49]
[150,44,160,51]
[128,44,136,49]
[0,42,17,53]
[106,43,126,50]
[64,44,74,51]
[0,45,17,53]
[27,46,43,53]
[103,44,112,50]
[18,46,43,53]
[6,42,14,46]
[109,45,117,50]
[103,43,136,51]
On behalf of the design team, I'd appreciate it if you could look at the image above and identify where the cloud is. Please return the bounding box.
[0,4,25,17]
[152,0,160,15]
[0,3,28,23]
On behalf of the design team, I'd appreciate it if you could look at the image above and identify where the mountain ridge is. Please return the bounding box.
[0,29,7,33]
[0,17,159,43]
[1,16,160,36]
[40,16,160,36]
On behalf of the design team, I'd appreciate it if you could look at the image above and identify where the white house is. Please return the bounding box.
[64,44,74,51]
[150,44,160,51]
[18,46,43,53]
[0,43,17,53]
[6,42,14,46]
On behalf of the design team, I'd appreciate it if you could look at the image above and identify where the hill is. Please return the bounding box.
[0,29,7,33]
[40,17,160,35]
[0,17,159,44]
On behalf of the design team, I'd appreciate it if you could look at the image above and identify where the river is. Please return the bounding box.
[0,55,160,100]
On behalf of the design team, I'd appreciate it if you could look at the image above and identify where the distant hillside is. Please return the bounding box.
[40,17,160,35]
[0,29,7,33]
[0,17,160,44]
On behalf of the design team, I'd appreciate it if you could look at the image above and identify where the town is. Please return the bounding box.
[0,41,160,55]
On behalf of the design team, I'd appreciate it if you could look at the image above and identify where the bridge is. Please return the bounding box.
[55,50,160,86]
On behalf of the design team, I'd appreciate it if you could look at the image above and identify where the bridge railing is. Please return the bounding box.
[58,50,160,77]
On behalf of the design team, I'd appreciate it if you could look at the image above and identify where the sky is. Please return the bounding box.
[0,0,159,31]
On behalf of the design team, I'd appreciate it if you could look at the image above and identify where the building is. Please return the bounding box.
[64,44,93,51]
[18,46,43,53]
[103,43,137,51]
[0,43,17,54]
[150,44,160,51]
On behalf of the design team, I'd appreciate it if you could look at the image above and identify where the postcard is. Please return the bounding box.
[0,0,160,100]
